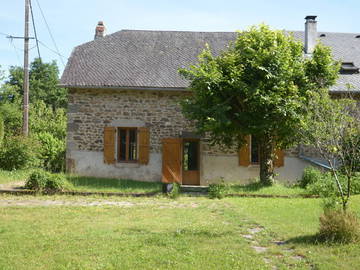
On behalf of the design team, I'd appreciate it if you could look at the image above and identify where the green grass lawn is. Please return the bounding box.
[65,174,306,196]
[0,194,359,269]
[228,182,306,197]
[0,170,31,185]
[0,169,308,197]
[227,196,360,270]
[0,196,267,270]
[66,175,162,193]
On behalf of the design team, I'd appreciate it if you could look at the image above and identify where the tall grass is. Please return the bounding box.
[66,175,162,193]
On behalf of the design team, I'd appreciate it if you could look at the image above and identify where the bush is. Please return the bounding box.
[319,209,360,243]
[25,169,50,191]
[301,167,360,197]
[0,102,22,137]
[208,180,229,199]
[167,182,180,199]
[35,132,65,172]
[0,136,41,170]
[300,166,323,188]
[25,169,66,192]
[0,113,3,146]
[306,172,337,197]
[45,174,66,192]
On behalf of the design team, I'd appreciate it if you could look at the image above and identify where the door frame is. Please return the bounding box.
[181,138,201,186]
[161,137,201,186]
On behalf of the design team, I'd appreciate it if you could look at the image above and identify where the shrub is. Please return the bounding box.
[319,209,360,243]
[302,167,360,197]
[0,102,22,137]
[45,174,66,192]
[0,136,41,170]
[167,182,180,199]
[25,169,67,192]
[300,166,323,188]
[0,113,3,146]
[208,180,229,199]
[351,173,360,194]
[25,169,50,191]
[306,172,337,197]
[35,132,65,172]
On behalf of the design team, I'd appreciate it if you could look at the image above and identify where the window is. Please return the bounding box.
[117,127,138,162]
[250,135,260,164]
[238,135,284,167]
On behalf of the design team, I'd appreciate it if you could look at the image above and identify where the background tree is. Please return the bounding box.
[5,58,67,110]
[179,25,339,185]
[301,90,360,211]
[0,60,67,172]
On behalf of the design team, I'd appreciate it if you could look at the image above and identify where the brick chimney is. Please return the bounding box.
[304,15,317,54]
[94,21,105,40]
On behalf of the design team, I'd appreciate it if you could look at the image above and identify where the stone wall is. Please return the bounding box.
[67,88,248,157]
[67,88,194,154]
[66,87,308,182]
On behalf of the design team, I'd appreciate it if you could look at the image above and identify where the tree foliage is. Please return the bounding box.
[179,25,339,184]
[301,90,360,211]
[5,58,67,110]
[0,113,4,146]
[0,60,67,172]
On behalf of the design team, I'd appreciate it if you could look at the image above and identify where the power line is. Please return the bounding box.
[8,37,22,66]
[38,40,66,59]
[29,0,41,60]
[34,0,64,66]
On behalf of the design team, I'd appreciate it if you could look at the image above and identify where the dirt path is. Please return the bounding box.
[0,181,25,191]
[0,198,199,208]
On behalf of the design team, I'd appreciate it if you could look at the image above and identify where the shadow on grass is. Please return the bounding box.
[286,234,320,245]
[66,175,162,193]
[229,182,269,193]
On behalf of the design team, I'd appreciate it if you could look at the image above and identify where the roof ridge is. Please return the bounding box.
[120,29,237,33]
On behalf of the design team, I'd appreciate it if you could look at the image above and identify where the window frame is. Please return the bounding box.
[117,127,138,163]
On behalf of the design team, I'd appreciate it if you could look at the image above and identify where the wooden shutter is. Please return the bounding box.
[274,149,285,167]
[104,127,116,164]
[162,138,182,184]
[238,135,251,166]
[138,127,150,165]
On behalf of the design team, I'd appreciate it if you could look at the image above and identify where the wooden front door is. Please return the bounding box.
[182,139,200,186]
[162,138,201,185]
[162,138,182,184]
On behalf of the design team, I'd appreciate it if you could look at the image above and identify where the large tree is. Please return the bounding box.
[179,25,339,185]
[5,58,67,110]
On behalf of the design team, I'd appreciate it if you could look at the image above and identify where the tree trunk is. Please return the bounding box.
[259,136,275,185]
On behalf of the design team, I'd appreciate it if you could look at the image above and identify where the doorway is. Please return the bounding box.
[182,139,200,185]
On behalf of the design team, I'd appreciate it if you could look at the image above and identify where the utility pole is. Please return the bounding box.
[23,0,30,136]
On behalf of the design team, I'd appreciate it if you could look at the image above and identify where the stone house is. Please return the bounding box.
[60,16,360,185]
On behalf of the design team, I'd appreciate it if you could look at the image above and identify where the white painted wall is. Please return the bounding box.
[69,150,162,182]
[200,155,311,185]
[69,150,312,185]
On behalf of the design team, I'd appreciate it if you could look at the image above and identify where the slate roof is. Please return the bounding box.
[60,30,360,92]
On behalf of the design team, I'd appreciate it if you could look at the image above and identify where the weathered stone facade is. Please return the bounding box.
[66,88,311,183]
[67,88,242,157]
[67,88,194,154]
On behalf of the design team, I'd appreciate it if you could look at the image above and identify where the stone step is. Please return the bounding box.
[180,185,209,193]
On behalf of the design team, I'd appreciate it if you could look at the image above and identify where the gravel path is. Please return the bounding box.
[0,181,25,191]
[0,198,199,208]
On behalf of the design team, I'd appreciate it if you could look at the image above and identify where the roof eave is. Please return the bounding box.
[58,84,190,92]
[330,90,360,95]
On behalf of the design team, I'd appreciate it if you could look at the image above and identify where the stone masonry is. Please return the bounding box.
[67,88,194,155]
[67,88,302,158]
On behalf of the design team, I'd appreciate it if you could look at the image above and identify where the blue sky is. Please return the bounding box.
[1,0,359,78]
